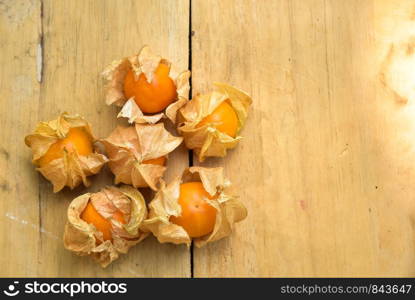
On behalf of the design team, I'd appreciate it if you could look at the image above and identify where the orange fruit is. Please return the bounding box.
[81,201,126,242]
[123,63,177,114]
[142,156,166,166]
[38,127,93,167]
[196,100,238,137]
[170,182,217,238]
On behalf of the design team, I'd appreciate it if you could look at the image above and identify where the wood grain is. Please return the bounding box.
[1,0,190,277]
[2,0,415,278]
[191,0,415,277]
[0,0,42,276]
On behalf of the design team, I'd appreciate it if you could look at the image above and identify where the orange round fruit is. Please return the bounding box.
[142,156,166,166]
[170,182,217,238]
[38,127,93,167]
[81,201,126,242]
[196,100,238,137]
[123,63,177,114]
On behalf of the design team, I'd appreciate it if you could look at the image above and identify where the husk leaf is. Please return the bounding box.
[63,186,148,268]
[102,45,190,123]
[24,113,108,192]
[100,123,183,190]
[142,167,247,247]
[178,83,252,161]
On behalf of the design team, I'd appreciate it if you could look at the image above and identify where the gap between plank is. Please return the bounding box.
[37,0,45,258]
[37,0,44,83]
[188,0,194,279]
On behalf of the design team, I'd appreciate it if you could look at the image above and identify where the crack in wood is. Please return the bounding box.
[36,0,43,83]
[188,0,194,279]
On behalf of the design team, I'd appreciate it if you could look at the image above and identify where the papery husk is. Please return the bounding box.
[142,167,247,247]
[178,83,252,162]
[100,123,183,190]
[102,45,191,124]
[24,113,108,192]
[63,185,148,268]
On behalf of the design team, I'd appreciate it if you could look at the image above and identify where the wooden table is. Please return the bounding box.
[1,0,415,277]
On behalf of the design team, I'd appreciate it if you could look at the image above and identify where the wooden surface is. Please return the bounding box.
[1,0,415,277]
[0,0,190,277]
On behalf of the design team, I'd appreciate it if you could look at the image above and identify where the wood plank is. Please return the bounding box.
[191,0,415,277]
[0,0,42,277]
[37,0,190,277]
[3,0,415,278]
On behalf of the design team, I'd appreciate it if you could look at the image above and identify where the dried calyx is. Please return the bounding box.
[24,113,108,192]
[142,167,247,247]
[102,45,190,124]
[64,185,147,268]
[100,123,183,190]
[178,83,252,162]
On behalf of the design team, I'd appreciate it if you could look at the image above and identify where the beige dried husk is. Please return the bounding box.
[178,83,252,162]
[102,45,190,124]
[64,185,148,268]
[142,167,247,247]
[24,113,108,192]
[100,123,183,191]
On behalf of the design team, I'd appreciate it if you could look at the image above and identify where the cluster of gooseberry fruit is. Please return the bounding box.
[25,46,250,266]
